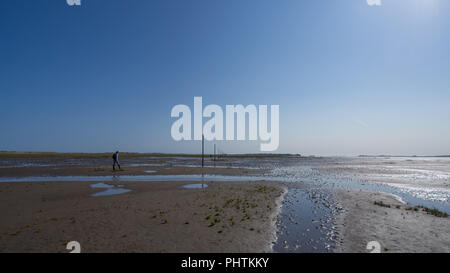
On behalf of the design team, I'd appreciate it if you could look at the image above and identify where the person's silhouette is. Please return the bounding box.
[112,151,121,171]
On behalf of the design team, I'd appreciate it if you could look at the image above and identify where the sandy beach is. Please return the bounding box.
[0,180,285,253]
[335,190,450,253]
[0,154,448,253]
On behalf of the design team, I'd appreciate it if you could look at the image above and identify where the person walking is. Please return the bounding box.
[112,151,121,171]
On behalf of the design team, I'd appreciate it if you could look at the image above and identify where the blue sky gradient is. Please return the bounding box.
[1,0,449,155]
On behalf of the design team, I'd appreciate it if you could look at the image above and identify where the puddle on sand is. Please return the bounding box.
[0,174,278,183]
[182,183,208,189]
[172,164,261,170]
[0,163,54,168]
[90,182,131,197]
[129,163,166,167]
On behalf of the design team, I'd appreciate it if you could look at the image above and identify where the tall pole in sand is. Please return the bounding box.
[213,143,216,168]
[201,135,204,188]
[202,134,204,168]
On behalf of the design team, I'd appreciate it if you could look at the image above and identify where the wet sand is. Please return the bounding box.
[0,156,284,253]
[1,155,449,253]
[0,180,285,253]
[335,190,450,253]
[0,164,264,178]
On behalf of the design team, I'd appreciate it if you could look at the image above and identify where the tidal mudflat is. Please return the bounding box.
[0,153,448,253]
[0,180,285,253]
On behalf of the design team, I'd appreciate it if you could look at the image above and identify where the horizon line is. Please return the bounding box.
[0,151,449,158]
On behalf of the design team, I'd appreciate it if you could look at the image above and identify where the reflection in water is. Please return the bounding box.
[129,163,165,167]
[182,183,208,189]
[269,165,449,213]
[274,188,338,253]
[0,174,276,183]
[90,182,131,197]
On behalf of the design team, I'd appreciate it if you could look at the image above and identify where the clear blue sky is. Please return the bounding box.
[1,0,449,155]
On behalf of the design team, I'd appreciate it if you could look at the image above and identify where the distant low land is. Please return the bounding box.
[358,155,450,158]
[2,151,449,159]
[0,151,303,159]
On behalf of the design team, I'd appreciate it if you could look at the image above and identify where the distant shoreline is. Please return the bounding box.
[0,151,303,159]
[358,155,450,158]
[1,151,449,159]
